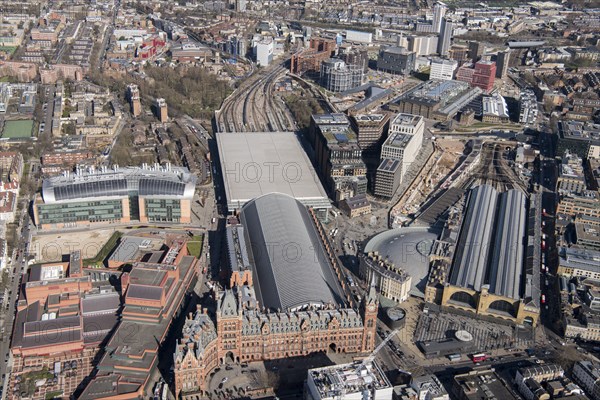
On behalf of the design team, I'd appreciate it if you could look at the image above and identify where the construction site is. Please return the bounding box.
[390,138,530,228]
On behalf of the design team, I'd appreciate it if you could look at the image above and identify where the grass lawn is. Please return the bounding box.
[186,235,204,258]
[2,119,34,139]
[0,46,17,55]
[83,231,123,266]
[45,391,63,400]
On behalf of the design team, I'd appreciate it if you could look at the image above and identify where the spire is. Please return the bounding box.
[219,289,239,317]
[367,275,377,305]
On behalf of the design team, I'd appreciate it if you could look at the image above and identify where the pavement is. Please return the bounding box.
[414,311,532,353]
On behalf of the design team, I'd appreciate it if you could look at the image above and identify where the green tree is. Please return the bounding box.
[62,122,76,135]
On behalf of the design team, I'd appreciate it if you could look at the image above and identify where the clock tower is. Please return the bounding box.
[361,282,378,352]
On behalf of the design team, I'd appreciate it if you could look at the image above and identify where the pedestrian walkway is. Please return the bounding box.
[414,312,532,352]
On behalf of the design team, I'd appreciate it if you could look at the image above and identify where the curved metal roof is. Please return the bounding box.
[451,185,498,291]
[489,189,526,299]
[450,185,528,300]
[41,166,196,203]
[239,193,345,311]
[363,226,440,297]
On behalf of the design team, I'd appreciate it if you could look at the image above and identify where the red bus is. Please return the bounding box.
[471,353,487,363]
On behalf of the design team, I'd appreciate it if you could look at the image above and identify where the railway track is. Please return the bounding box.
[216,64,290,133]
[461,143,525,193]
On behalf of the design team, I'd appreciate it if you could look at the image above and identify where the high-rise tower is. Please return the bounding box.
[437,18,453,56]
[432,1,448,34]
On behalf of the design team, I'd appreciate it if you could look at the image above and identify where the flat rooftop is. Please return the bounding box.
[381,46,412,55]
[378,158,401,172]
[353,114,386,123]
[108,236,163,263]
[391,113,423,127]
[217,132,331,212]
[312,113,349,125]
[454,369,518,400]
[561,121,600,143]
[386,132,413,149]
[559,246,600,273]
[308,361,392,397]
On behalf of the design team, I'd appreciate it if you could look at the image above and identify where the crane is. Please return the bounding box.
[353,328,401,374]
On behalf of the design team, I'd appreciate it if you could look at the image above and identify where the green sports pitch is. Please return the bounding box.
[2,120,34,139]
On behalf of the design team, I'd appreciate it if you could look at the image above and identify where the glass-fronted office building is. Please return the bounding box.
[34,166,196,229]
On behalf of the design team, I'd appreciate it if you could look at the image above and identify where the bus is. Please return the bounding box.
[471,353,487,363]
[448,354,461,362]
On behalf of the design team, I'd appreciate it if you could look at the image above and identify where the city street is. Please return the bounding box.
[0,208,33,396]
[537,130,560,338]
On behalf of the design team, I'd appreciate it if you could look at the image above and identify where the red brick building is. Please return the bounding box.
[456,61,496,93]
[472,61,497,93]
[173,193,378,398]
[41,150,94,168]
[290,37,336,75]
[8,251,120,400]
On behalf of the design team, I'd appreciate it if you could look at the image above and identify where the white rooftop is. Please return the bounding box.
[217,132,331,212]
[483,94,509,118]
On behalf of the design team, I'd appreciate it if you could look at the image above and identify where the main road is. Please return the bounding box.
[0,208,33,399]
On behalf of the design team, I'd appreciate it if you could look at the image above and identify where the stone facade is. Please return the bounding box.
[440,284,539,325]
[174,287,378,398]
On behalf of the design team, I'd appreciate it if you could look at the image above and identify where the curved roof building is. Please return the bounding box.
[449,185,528,300]
[41,165,196,203]
[34,165,197,229]
[450,184,498,291]
[362,226,440,298]
[489,189,527,299]
[239,193,345,311]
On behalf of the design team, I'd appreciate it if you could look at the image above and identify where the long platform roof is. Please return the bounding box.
[239,193,345,311]
[217,132,331,211]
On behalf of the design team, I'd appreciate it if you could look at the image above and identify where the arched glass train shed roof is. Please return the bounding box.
[239,192,345,312]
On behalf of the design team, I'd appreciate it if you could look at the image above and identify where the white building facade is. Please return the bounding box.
[430,58,458,80]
